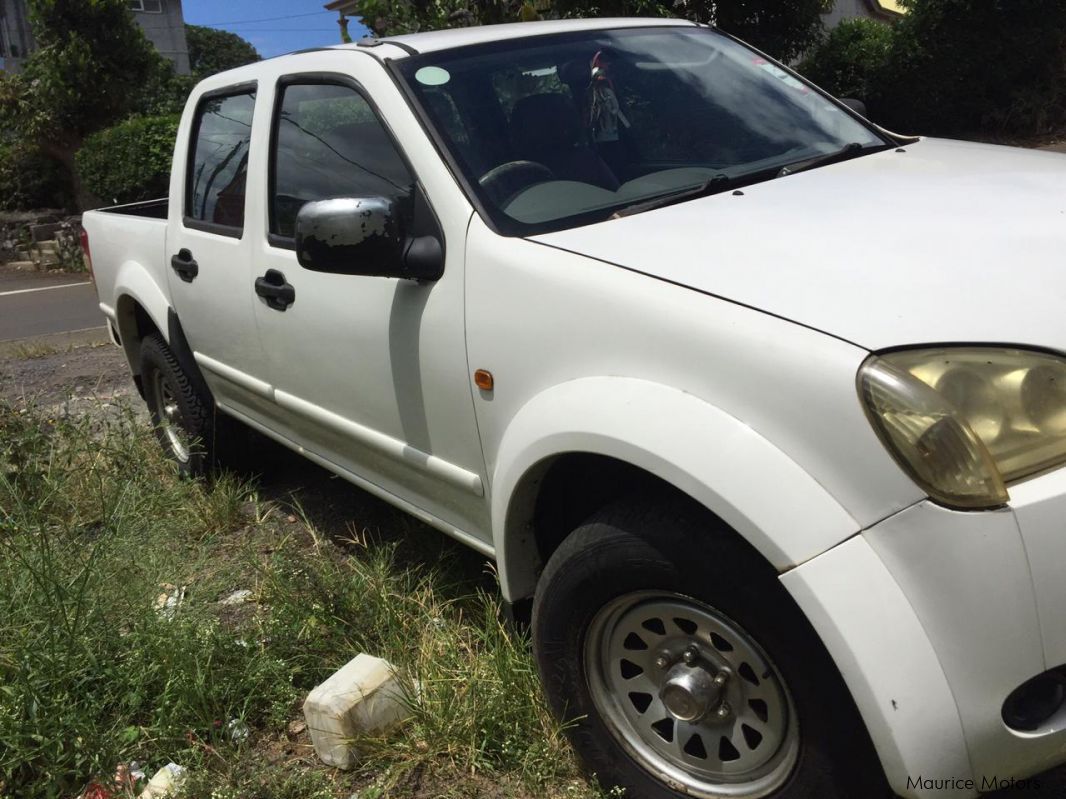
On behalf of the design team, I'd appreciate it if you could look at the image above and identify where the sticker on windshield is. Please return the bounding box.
[415,66,451,86]
[753,58,808,92]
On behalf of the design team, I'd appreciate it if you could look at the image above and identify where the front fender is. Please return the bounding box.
[492,377,859,602]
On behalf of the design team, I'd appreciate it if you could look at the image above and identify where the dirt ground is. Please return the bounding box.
[0,341,142,417]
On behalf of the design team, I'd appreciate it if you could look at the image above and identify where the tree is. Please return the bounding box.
[0,0,167,208]
[799,17,894,103]
[355,0,827,62]
[877,0,1066,136]
[185,25,261,80]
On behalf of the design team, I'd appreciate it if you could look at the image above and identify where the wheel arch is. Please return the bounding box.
[491,377,860,604]
[112,267,211,405]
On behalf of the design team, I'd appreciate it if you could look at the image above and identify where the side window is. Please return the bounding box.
[270,82,414,240]
[186,90,256,232]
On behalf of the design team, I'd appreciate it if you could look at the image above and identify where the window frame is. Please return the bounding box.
[183,82,258,239]
[129,0,163,13]
[267,72,420,251]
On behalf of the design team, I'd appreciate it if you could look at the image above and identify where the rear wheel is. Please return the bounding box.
[140,333,246,477]
[141,333,209,476]
[532,499,888,799]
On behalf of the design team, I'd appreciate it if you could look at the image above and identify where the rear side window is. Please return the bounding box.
[270,81,414,240]
[186,90,256,233]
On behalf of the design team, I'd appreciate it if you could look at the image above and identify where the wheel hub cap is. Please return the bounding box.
[584,591,799,798]
[661,659,723,722]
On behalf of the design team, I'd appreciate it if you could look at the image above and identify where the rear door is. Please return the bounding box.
[166,83,273,422]
[245,52,491,544]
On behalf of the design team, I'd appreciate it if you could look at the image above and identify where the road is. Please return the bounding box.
[0,267,106,347]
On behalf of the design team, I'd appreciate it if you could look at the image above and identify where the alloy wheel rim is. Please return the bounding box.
[151,371,191,463]
[584,591,799,798]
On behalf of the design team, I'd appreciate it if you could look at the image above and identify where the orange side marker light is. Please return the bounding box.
[474,369,494,391]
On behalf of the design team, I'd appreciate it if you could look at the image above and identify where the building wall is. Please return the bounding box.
[823,0,903,29]
[1,0,190,74]
[0,0,34,72]
[136,0,190,75]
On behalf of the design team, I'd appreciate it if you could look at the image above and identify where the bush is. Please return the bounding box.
[0,143,70,212]
[799,18,894,105]
[75,115,179,205]
[878,0,1066,136]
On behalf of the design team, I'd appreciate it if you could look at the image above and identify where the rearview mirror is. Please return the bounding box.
[840,97,869,118]
[294,197,443,281]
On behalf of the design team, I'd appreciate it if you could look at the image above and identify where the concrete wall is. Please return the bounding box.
[1,0,190,74]
[0,0,34,73]
[134,0,190,75]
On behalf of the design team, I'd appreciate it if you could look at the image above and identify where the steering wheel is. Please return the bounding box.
[479,160,555,205]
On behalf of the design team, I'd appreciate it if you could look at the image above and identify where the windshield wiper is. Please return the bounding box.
[611,173,734,219]
[775,142,868,178]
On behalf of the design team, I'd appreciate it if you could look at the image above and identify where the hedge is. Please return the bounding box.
[799,0,1066,138]
[0,143,70,212]
[799,18,893,107]
[76,114,180,205]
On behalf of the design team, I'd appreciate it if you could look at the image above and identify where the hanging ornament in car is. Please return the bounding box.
[588,49,630,143]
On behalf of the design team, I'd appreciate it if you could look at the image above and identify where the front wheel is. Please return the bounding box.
[532,500,888,799]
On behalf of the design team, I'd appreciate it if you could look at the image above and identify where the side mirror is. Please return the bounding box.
[294,197,443,281]
[840,97,868,118]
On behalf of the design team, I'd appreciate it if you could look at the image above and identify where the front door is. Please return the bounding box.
[246,58,490,544]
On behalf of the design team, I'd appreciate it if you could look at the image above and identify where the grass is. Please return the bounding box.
[0,402,598,799]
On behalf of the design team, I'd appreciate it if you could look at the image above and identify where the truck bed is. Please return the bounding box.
[82,198,171,340]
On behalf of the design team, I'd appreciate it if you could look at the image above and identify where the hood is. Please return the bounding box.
[532,138,1066,352]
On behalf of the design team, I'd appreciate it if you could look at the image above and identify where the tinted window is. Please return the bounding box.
[187,91,256,230]
[271,83,414,239]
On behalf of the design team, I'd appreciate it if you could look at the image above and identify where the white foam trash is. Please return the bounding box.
[138,763,186,798]
[302,653,412,769]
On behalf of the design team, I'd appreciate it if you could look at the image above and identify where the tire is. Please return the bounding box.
[140,333,242,478]
[532,498,888,799]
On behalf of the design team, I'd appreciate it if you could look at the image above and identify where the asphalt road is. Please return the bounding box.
[0,267,105,344]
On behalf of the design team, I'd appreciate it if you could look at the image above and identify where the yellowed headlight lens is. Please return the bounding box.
[861,349,1066,507]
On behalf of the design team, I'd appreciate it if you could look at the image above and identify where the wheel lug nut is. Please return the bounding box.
[655,656,669,669]
[716,703,731,719]
[682,647,699,665]
[713,672,728,686]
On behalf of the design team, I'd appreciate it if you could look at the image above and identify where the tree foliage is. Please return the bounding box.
[878,0,1066,136]
[0,0,169,207]
[799,17,893,103]
[75,115,179,205]
[356,0,827,61]
[799,0,1066,137]
[185,24,261,80]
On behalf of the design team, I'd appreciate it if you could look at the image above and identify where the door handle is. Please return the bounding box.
[254,269,295,311]
[170,249,199,282]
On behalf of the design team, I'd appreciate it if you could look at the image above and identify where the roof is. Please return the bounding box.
[329,18,698,56]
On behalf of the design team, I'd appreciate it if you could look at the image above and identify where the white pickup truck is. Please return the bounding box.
[83,18,1066,799]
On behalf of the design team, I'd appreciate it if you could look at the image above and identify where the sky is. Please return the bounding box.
[181,0,371,59]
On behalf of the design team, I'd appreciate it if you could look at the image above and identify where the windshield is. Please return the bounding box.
[397,26,888,235]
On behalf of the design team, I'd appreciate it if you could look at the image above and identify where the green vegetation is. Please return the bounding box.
[76,115,180,205]
[186,25,262,81]
[799,18,894,110]
[0,402,593,799]
[0,142,69,212]
[800,0,1066,138]
[0,0,168,208]
[361,0,828,62]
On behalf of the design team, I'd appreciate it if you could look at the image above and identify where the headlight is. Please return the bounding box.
[859,348,1066,509]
